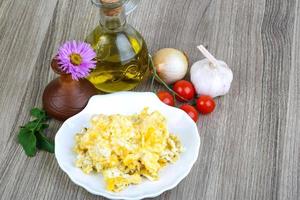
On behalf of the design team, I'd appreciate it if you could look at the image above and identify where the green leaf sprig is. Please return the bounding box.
[18,108,54,157]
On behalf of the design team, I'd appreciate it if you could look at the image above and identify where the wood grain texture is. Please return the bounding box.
[0,0,300,199]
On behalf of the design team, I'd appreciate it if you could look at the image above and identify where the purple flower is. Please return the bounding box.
[57,41,97,80]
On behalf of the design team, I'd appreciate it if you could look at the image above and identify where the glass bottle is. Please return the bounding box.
[86,0,149,93]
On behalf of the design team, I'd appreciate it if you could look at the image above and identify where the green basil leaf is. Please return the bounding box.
[30,108,47,120]
[18,128,37,157]
[36,132,54,153]
[34,123,49,132]
[39,123,49,132]
[18,108,52,157]
[23,119,39,130]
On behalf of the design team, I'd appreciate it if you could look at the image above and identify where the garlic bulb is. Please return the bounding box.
[190,45,233,98]
[153,48,188,84]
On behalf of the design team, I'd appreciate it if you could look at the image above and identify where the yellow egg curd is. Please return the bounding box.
[74,108,183,192]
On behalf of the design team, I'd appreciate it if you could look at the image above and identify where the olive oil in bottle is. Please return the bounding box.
[86,0,149,93]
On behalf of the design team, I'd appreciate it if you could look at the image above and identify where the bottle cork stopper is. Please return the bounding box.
[100,0,123,16]
[101,0,119,3]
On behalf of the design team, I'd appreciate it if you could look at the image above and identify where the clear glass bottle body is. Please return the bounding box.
[86,3,149,93]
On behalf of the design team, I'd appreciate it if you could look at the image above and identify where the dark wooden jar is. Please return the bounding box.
[42,59,98,121]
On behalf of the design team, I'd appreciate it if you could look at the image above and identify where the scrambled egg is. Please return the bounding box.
[74,108,183,192]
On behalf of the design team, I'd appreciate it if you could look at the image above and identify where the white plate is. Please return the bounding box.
[55,92,200,200]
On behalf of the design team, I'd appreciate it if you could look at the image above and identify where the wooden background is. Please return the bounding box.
[0,0,299,199]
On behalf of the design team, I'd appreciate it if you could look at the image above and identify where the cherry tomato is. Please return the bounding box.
[180,104,199,122]
[196,95,216,115]
[173,80,196,102]
[157,91,175,106]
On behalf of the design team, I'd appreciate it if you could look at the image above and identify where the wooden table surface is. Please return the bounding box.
[1,0,300,199]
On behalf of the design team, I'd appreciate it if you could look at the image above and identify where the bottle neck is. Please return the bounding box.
[99,7,126,31]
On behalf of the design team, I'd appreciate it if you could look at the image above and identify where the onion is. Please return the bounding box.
[152,48,189,84]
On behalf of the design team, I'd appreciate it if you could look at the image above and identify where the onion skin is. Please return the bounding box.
[153,48,189,84]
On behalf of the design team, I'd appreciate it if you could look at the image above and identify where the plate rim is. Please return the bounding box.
[55,92,201,200]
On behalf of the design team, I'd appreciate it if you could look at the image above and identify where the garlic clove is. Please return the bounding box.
[190,58,233,98]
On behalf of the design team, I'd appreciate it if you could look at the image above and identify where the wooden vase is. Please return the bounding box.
[42,59,98,121]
